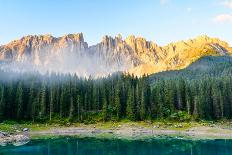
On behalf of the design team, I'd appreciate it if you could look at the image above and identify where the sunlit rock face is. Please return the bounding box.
[128,35,232,76]
[0,33,231,77]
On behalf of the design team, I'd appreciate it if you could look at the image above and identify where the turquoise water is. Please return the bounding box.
[1,137,232,155]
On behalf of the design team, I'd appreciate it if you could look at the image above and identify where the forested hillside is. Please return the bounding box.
[0,56,232,123]
[150,56,232,81]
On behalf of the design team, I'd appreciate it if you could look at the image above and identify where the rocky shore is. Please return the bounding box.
[1,122,232,147]
[0,130,30,146]
[30,124,232,140]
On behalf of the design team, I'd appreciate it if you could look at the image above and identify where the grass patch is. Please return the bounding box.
[1,120,232,134]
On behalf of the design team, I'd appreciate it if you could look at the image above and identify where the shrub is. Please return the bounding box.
[169,111,191,122]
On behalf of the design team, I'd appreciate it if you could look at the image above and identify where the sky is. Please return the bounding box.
[0,0,232,46]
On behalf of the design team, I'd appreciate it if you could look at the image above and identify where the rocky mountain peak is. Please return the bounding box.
[61,33,85,43]
[125,35,136,48]
[0,34,231,77]
[101,35,116,48]
[116,34,123,40]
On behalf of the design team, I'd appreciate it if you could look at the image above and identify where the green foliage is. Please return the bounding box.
[0,72,152,122]
[169,111,191,122]
[1,56,232,123]
[15,81,23,120]
[150,56,232,83]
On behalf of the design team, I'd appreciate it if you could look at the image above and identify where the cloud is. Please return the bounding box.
[213,14,232,23]
[221,0,232,9]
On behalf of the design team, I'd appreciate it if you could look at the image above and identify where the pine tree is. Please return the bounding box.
[28,81,35,120]
[76,93,81,121]
[69,97,74,119]
[0,85,5,120]
[126,86,135,120]
[140,89,146,120]
[6,81,14,119]
[60,85,66,118]
[15,82,23,120]
[222,79,231,118]
[185,84,192,115]
[212,82,222,119]
[92,86,98,111]
[114,84,121,120]
[32,92,40,122]
[102,90,108,122]
[39,82,47,120]
[135,83,140,120]
[178,79,187,110]
[49,84,55,121]
[144,77,151,119]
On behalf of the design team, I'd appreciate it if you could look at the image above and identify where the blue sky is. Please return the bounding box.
[0,0,232,46]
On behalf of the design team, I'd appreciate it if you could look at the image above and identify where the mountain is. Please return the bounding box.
[0,33,231,77]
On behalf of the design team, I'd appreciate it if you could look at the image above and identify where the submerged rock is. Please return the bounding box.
[12,135,30,146]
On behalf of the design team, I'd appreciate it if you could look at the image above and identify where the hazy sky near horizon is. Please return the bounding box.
[0,0,232,46]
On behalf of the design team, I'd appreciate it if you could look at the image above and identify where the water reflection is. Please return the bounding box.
[0,137,232,155]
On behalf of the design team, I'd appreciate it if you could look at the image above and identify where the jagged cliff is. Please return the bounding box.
[0,33,231,76]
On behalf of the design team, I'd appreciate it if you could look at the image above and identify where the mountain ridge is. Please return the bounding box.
[0,33,231,77]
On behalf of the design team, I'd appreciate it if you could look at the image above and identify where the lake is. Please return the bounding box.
[1,137,232,155]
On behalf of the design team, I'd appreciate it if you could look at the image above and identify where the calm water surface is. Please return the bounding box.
[1,137,232,155]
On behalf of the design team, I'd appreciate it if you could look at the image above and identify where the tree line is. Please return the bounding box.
[0,72,151,122]
[0,71,232,123]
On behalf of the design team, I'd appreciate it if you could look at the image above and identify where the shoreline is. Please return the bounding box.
[28,120,232,140]
[29,125,232,140]
[1,121,232,145]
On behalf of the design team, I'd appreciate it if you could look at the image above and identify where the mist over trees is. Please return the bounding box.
[0,71,151,122]
[0,67,232,123]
